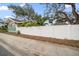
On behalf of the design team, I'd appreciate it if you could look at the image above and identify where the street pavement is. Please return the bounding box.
[0,45,14,56]
[0,33,79,56]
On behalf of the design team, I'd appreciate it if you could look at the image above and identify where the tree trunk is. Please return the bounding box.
[71,4,79,24]
[57,11,71,24]
[65,3,79,24]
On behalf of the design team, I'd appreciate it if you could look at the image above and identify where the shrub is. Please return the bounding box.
[36,17,47,26]
[17,30,20,34]
[16,17,47,27]
[0,25,8,32]
[25,21,39,27]
[21,22,28,27]
[0,29,7,32]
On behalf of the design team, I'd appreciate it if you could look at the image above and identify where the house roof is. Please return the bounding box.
[8,18,25,22]
[4,17,25,24]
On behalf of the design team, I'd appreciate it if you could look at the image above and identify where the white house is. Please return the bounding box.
[0,19,5,28]
[4,17,24,32]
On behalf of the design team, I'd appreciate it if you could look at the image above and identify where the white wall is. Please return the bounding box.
[17,25,79,40]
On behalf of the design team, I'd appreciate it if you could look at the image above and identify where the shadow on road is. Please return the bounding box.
[0,45,14,56]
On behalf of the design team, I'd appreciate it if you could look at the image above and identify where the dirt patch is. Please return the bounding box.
[4,32,79,48]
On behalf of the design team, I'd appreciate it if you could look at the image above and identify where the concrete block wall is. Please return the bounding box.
[17,25,79,40]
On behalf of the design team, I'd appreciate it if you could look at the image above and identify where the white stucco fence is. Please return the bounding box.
[16,25,79,40]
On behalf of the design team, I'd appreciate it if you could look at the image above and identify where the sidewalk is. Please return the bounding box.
[0,33,79,56]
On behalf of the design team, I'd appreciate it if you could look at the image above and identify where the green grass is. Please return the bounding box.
[0,27,8,33]
[0,29,7,32]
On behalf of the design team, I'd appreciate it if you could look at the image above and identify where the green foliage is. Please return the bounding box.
[0,29,7,32]
[36,15,47,25]
[17,16,47,27]
[21,22,28,26]
[25,21,39,27]
[8,4,36,20]
[0,25,8,32]
[8,4,47,27]
[17,30,20,34]
[16,16,47,27]
[17,22,28,27]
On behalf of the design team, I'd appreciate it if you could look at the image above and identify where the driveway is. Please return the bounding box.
[0,33,79,56]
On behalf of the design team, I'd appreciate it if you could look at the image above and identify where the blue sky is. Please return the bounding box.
[0,3,79,19]
[0,3,45,19]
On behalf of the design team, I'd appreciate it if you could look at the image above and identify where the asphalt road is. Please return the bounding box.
[0,45,14,56]
[0,33,79,56]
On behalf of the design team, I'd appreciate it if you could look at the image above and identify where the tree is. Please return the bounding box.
[42,3,79,24]
[23,4,36,20]
[8,4,36,21]
[44,3,79,24]
[42,3,70,25]
[34,14,47,25]
[65,3,79,24]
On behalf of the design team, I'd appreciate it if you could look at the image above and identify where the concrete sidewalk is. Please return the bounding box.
[0,33,79,56]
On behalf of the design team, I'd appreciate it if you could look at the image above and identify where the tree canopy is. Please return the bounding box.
[43,3,79,24]
[8,3,79,26]
[8,4,36,21]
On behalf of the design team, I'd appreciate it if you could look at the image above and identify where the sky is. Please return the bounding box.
[0,3,45,19]
[0,3,79,19]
